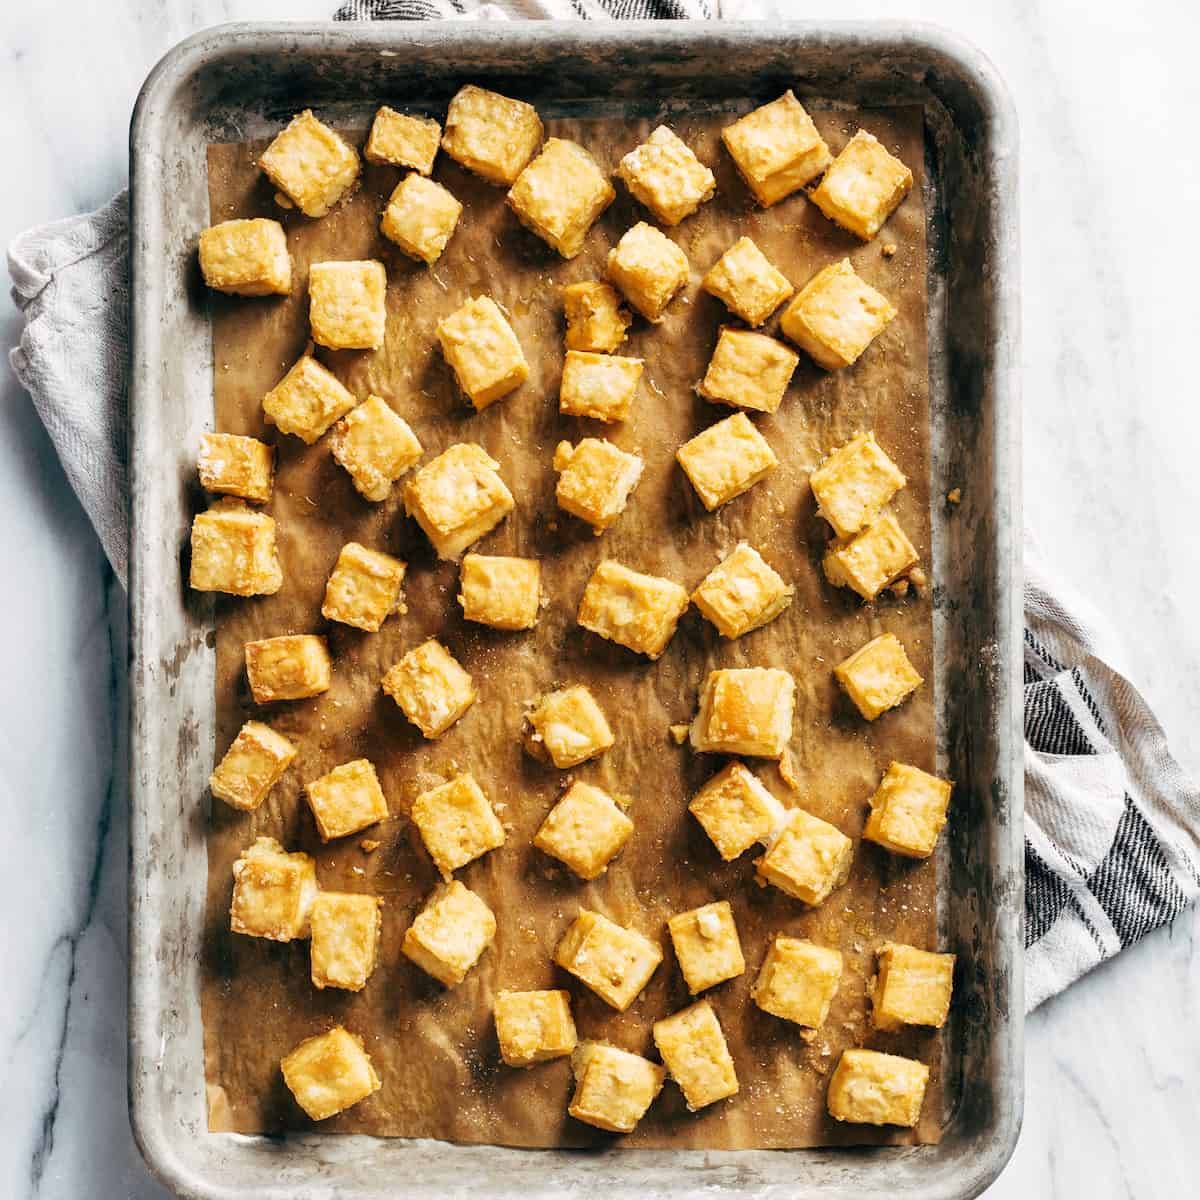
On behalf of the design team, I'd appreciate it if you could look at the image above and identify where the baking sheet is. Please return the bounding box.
[201,103,940,1149]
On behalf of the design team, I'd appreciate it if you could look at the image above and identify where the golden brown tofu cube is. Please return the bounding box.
[364,106,441,174]
[305,758,389,842]
[755,808,854,906]
[823,513,919,601]
[667,901,745,994]
[563,281,632,353]
[616,125,716,226]
[321,541,407,633]
[459,554,541,631]
[701,236,794,326]
[402,880,496,987]
[411,772,505,879]
[534,782,633,880]
[495,990,578,1068]
[834,632,923,721]
[568,1042,665,1134]
[403,443,515,560]
[281,1026,381,1121]
[606,222,690,322]
[198,218,291,297]
[652,1000,739,1111]
[554,439,644,534]
[189,504,282,596]
[809,432,907,538]
[721,91,832,206]
[697,328,799,415]
[780,258,897,370]
[689,667,795,758]
[230,836,318,942]
[752,935,843,1028]
[381,173,463,265]
[691,541,794,639]
[328,395,422,503]
[827,1048,929,1128]
[689,761,789,861]
[198,433,275,504]
[810,129,914,241]
[577,559,689,660]
[554,910,663,1012]
[872,942,955,1031]
[676,412,778,511]
[524,686,615,769]
[244,635,332,704]
[209,720,297,812]
[259,110,361,218]
[308,260,387,351]
[310,892,383,992]
[441,85,543,186]
[863,761,952,859]
[558,350,644,423]
[436,296,529,410]
[507,138,615,259]
[262,354,357,444]
[381,638,476,738]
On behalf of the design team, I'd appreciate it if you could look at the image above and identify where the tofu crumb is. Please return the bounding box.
[947,487,961,504]
[882,242,897,258]
[779,749,802,792]
[360,839,380,853]
[669,724,690,745]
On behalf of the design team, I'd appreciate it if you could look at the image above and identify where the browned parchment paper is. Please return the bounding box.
[201,104,941,1149]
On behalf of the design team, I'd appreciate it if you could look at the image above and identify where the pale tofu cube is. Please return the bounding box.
[402,880,496,987]
[553,439,644,533]
[833,632,924,721]
[441,85,544,186]
[262,354,357,444]
[210,720,297,812]
[198,218,291,297]
[459,554,541,631]
[872,942,955,1030]
[308,260,387,351]
[381,174,463,265]
[823,513,919,601]
[689,761,788,861]
[652,1000,739,1111]
[667,901,745,995]
[495,990,578,1068]
[322,542,407,633]
[616,125,716,226]
[403,443,515,560]
[244,634,332,704]
[691,541,794,639]
[568,1042,665,1134]
[827,1048,929,1128]
[780,258,897,370]
[809,432,907,538]
[364,106,441,174]
[534,782,632,880]
[697,328,798,415]
[507,138,615,258]
[720,91,832,206]
[189,504,282,596]
[755,807,854,906]
[701,236,794,326]
[310,892,383,991]
[230,836,318,942]
[198,433,275,504]
[606,222,690,322]
[259,110,361,218]
[689,667,795,759]
[676,412,778,511]
[436,296,529,410]
[381,638,477,738]
[563,281,632,353]
[524,686,615,769]
[281,1026,381,1121]
[554,910,663,1011]
[752,935,843,1028]
[863,761,952,859]
[576,559,689,660]
[305,758,389,842]
[810,129,914,241]
[411,772,505,879]
[328,395,423,502]
[558,350,644,423]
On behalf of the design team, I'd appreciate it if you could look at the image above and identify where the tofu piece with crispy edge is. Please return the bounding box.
[459,554,541,630]
[701,236,794,326]
[308,260,387,351]
[230,836,318,941]
[436,296,529,410]
[198,218,291,297]
[441,85,544,186]
[381,638,477,738]
[606,222,690,322]
[210,721,297,812]
[305,758,389,842]
[281,1026,381,1121]
[827,1048,929,1128]
[698,328,799,415]
[259,110,361,218]
[676,412,778,511]
[381,174,463,265]
[322,542,407,633]
[524,686,615,769]
[262,354,357,444]
[652,1000,739,1111]
[402,880,496,987]
[692,542,794,639]
[721,91,832,206]
[569,1042,665,1133]
[495,990,578,1068]
[507,138,615,259]
[310,893,383,991]
[411,773,506,879]
[554,910,663,1011]
[810,129,914,241]
[534,782,633,880]
[198,433,275,504]
[328,395,423,503]
[559,350,644,423]
[554,439,644,534]
[864,761,952,859]
[563,281,632,353]
[834,632,924,721]
[823,513,919,601]
[403,443,515,560]
[752,935,843,1028]
[780,258,897,370]
[364,106,441,174]
[689,761,789,861]
[756,807,854,906]
[872,942,955,1030]
[689,667,795,759]
[668,901,745,994]
[189,504,282,596]
[809,432,907,538]
[244,635,332,704]
[577,559,689,660]
[616,125,716,226]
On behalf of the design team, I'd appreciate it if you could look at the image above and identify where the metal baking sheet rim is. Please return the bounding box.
[128,20,1023,1200]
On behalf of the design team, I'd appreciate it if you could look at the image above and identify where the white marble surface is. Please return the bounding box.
[2,1,1198,1197]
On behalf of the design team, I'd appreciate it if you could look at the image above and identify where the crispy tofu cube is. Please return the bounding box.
[403,443,515,560]
[554,910,663,1012]
[563,281,632,353]
[259,110,361,218]
[873,942,955,1030]
[834,632,924,721]
[198,218,291,297]
[305,758,389,842]
[189,504,282,596]
[810,129,914,241]
[534,782,633,880]
[697,328,798,415]
[308,260,387,351]
[780,259,897,370]
[198,433,275,504]
[459,554,541,631]
[691,541,794,639]
[863,761,951,859]
[756,808,854,906]
[652,1000,739,1111]
[402,880,496,987]
[230,836,318,941]
[558,350,644,423]
[262,354,357,444]
[364,106,441,174]
[210,720,297,812]
[827,1048,929,1128]
[752,935,843,1028]
[436,296,529,410]
[381,173,463,265]
[310,893,383,991]
[721,91,832,206]
[667,901,745,995]
[281,1026,381,1121]
[676,412,778,511]
[321,541,406,633]
[495,990,578,1068]
[381,638,476,738]
[328,395,423,503]
[411,773,505,879]
[823,513,919,601]
[577,559,689,660]
[244,635,332,704]
[616,125,716,226]
[554,439,643,533]
[689,667,795,759]
[701,236,794,326]
[809,432,907,538]
[689,761,789,861]
[507,138,615,259]
[606,222,690,322]
[524,686,615,769]
[441,85,544,186]
[569,1042,665,1133]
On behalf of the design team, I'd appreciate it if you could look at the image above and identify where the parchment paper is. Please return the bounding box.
[202,104,941,1149]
